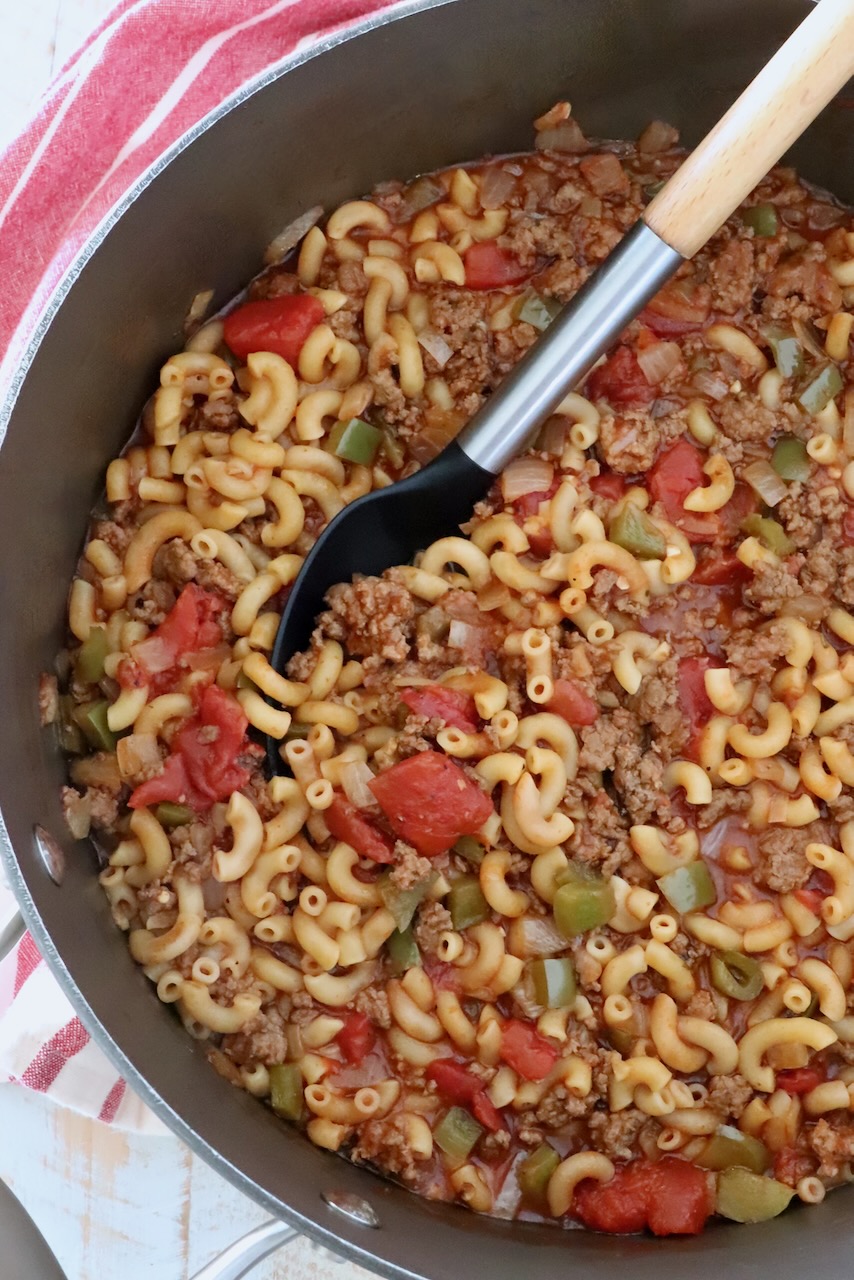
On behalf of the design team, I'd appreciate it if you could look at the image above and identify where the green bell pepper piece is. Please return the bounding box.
[269,1063,305,1122]
[529,957,577,1008]
[742,204,779,237]
[609,503,667,560]
[433,1106,483,1162]
[517,1143,560,1198]
[554,868,615,937]
[741,514,794,557]
[284,722,311,742]
[386,926,421,975]
[715,1168,794,1223]
[73,700,117,752]
[380,871,437,931]
[235,670,261,693]
[453,835,485,866]
[57,696,85,754]
[656,861,716,913]
[155,802,195,828]
[762,327,805,379]
[76,627,109,684]
[696,1125,770,1174]
[515,291,561,332]
[449,875,490,930]
[328,417,383,465]
[710,950,764,1001]
[771,435,811,482]
[798,363,843,416]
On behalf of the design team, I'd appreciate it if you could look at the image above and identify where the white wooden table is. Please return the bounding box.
[0,6,379,1277]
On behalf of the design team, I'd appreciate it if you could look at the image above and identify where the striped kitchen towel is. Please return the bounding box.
[0,0,403,1131]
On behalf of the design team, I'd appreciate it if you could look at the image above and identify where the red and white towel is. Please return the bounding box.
[0,0,401,1132]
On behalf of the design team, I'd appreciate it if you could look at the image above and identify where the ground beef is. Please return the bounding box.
[743,560,803,616]
[534,1085,591,1128]
[388,845,433,891]
[724,620,790,679]
[352,1113,419,1183]
[153,538,199,587]
[319,574,416,661]
[587,1108,647,1161]
[221,1004,289,1066]
[597,409,681,474]
[171,821,216,880]
[755,827,812,893]
[808,1116,854,1178]
[126,578,177,626]
[706,1072,754,1117]
[707,235,756,314]
[765,247,842,313]
[683,989,718,1020]
[629,654,681,738]
[414,901,453,956]
[353,986,392,1029]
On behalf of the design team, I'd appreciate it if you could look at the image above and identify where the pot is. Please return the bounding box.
[1,0,853,1276]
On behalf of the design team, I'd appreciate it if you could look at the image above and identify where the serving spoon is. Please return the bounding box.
[268,0,854,769]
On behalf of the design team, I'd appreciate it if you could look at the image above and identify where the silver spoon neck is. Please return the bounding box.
[455,219,683,476]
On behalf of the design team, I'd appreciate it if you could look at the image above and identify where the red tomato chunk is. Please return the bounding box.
[677,655,719,763]
[223,295,325,366]
[776,1067,825,1095]
[499,1019,558,1081]
[336,1012,376,1065]
[464,241,531,290]
[325,795,395,864]
[129,685,250,811]
[399,685,479,732]
[426,1059,504,1131]
[123,583,226,693]
[573,1158,712,1236]
[369,751,494,856]
[586,346,655,406]
[547,678,598,726]
[648,438,719,543]
[588,471,628,502]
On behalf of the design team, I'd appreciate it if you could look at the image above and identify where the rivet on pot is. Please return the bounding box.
[321,1189,380,1228]
[33,825,66,886]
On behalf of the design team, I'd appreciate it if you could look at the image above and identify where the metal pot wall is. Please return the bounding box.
[1,1,852,1276]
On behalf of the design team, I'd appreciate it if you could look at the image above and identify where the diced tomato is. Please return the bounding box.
[586,346,656,406]
[678,655,719,763]
[588,471,628,502]
[325,795,395,864]
[773,1146,814,1187]
[692,551,751,587]
[223,294,326,366]
[369,752,494,857]
[399,686,479,733]
[127,584,227,693]
[463,241,531,290]
[511,482,559,557]
[648,438,719,543]
[794,870,833,914]
[336,1012,376,1065]
[573,1158,712,1236]
[547,678,598,726]
[499,1019,558,1081]
[717,481,758,541]
[426,1059,504,1132]
[776,1066,825,1095]
[129,685,250,811]
[843,509,854,545]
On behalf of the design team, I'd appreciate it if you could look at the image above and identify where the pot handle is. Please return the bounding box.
[644,0,854,258]
[189,1221,301,1280]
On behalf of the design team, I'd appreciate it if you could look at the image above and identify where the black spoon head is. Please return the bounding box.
[266,441,492,774]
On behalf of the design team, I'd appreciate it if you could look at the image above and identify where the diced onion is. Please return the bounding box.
[535,120,587,154]
[63,791,91,841]
[116,732,162,780]
[417,329,454,369]
[500,456,554,502]
[130,636,174,675]
[263,205,323,265]
[448,619,480,651]
[333,1055,396,1087]
[743,460,789,507]
[511,975,546,1021]
[792,317,827,361]
[507,915,567,958]
[637,341,681,386]
[480,166,517,210]
[340,760,378,810]
[691,370,729,401]
[492,1155,526,1219]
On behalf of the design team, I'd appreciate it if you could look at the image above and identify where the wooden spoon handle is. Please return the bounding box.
[644,0,854,258]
